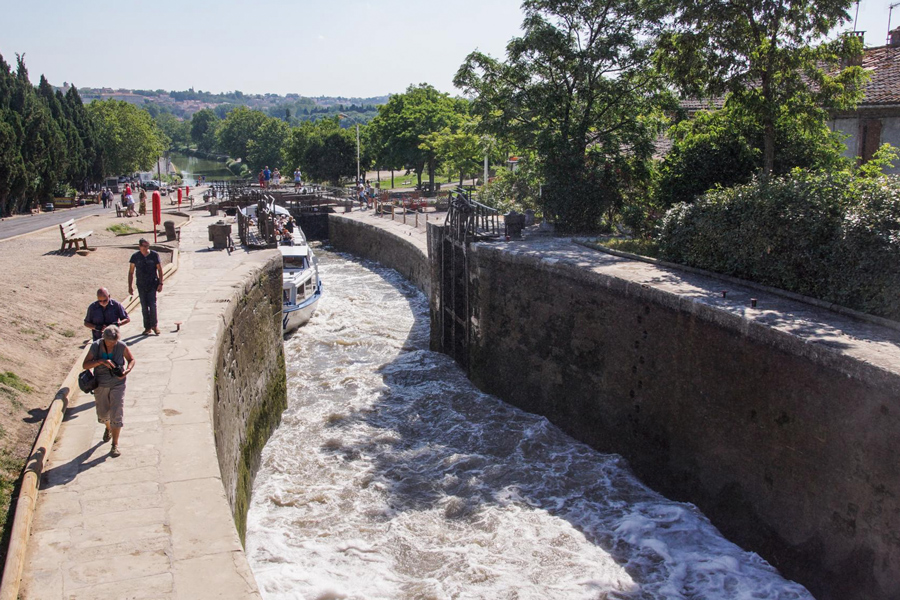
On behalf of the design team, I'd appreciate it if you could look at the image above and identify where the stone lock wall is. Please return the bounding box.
[213,256,287,543]
[463,244,900,600]
[328,215,431,298]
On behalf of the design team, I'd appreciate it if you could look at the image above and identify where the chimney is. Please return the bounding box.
[842,31,865,67]
[891,27,900,47]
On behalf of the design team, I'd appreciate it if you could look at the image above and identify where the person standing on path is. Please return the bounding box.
[83,287,130,341]
[82,325,135,457]
[263,166,271,188]
[128,238,164,335]
[294,168,301,190]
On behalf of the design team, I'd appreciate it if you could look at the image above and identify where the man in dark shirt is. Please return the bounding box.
[128,238,164,335]
[83,287,130,340]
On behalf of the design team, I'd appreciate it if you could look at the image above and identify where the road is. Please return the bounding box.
[0,203,109,241]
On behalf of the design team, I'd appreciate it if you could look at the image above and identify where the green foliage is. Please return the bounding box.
[216,106,269,160]
[857,144,900,179]
[107,223,142,236]
[658,171,900,319]
[594,237,661,258]
[0,54,104,214]
[87,99,165,176]
[367,84,467,187]
[656,105,848,207]
[245,117,290,173]
[152,111,191,147]
[419,121,485,186]
[0,372,31,393]
[481,157,542,214]
[455,0,664,232]
[653,0,867,175]
[190,108,220,152]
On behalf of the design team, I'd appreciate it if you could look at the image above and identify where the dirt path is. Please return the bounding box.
[0,207,188,560]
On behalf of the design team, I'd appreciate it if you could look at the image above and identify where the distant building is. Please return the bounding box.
[829,28,900,174]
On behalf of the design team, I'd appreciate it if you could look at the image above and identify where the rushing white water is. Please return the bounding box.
[245,250,813,600]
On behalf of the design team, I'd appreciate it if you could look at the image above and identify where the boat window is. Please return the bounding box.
[284,255,306,269]
[283,289,291,304]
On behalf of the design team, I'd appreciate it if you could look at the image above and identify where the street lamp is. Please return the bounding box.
[338,113,361,185]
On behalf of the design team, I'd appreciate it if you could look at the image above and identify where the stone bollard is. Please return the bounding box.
[164,220,176,242]
[504,210,526,239]
[208,220,232,249]
[208,203,218,217]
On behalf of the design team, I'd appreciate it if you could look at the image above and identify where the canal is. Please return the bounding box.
[245,250,813,600]
[168,151,237,186]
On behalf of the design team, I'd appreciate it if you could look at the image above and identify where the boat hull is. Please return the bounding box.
[283,282,322,335]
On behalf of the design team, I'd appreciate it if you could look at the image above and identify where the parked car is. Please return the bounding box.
[142,180,161,191]
[43,202,54,212]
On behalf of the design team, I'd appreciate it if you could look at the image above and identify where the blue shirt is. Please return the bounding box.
[84,299,129,340]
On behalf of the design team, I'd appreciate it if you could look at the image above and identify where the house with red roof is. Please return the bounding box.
[829,28,900,173]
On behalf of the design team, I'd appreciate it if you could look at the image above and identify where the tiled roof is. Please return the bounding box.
[860,45,900,105]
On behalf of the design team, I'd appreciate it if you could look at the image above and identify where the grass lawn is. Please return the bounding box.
[107,224,143,236]
[586,237,661,259]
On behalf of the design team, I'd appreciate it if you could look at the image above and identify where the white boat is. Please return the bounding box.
[240,202,322,334]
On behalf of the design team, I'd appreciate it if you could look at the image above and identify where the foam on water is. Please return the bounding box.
[245,251,813,600]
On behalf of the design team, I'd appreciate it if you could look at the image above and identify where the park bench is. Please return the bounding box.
[114,200,128,217]
[58,219,92,252]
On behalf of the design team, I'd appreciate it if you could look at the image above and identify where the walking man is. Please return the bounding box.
[84,287,130,341]
[128,238,164,335]
[83,325,135,457]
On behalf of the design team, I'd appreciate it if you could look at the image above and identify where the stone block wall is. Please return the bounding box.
[328,215,431,298]
[464,244,900,600]
[213,256,287,543]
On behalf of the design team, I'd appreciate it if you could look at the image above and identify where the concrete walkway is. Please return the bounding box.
[0,204,107,241]
[21,213,273,599]
[336,207,900,378]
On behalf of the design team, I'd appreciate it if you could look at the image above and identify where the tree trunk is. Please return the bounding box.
[391,170,394,188]
[459,171,463,187]
[428,158,435,193]
[762,120,775,177]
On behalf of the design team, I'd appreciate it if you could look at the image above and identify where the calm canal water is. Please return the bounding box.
[245,250,813,600]
[168,152,237,186]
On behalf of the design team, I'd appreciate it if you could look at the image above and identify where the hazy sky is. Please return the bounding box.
[0,0,893,97]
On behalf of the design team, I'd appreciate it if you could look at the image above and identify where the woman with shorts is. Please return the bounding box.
[82,325,136,457]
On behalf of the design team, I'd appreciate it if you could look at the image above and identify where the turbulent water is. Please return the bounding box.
[245,250,813,600]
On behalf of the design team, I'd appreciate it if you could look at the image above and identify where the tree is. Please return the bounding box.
[216,106,268,160]
[653,0,867,176]
[153,112,191,147]
[190,108,219,152]
[420,122,484,186]
[367,84,466,189]
[300,119,358,186]
[87,99,165,176]
[455,0,664,231]
[246,117,290,172]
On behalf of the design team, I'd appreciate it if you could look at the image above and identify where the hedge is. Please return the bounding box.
[657,171,900,320]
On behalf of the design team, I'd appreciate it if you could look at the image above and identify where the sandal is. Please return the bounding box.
[110,445,121,458]
[142,330,152,336]
[102,429,111,443]
[152,327,161,335]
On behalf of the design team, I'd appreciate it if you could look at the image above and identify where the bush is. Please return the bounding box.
[658,171,900,320]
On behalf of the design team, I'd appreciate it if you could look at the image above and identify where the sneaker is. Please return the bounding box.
[110,445,121,458]
[102,429,111,443]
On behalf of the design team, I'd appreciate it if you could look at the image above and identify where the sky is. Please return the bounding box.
[0,0,894,98]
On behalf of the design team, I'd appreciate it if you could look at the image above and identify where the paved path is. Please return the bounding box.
[21,214,273,599]
[0,204,108,241]
[336,208,900,378]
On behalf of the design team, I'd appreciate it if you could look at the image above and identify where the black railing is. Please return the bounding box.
[444,187,500,242]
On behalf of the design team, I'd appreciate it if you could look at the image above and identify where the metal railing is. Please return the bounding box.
[444,187,500,242]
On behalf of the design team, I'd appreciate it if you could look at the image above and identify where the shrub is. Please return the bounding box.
[658,171,900,320]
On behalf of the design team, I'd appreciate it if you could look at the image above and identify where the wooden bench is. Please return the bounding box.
[115,201,127,217]
[59,219,93,252]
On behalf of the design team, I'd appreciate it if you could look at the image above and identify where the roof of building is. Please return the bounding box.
[859,44,900,105]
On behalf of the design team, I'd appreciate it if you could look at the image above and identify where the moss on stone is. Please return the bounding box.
[231,347,287,544]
